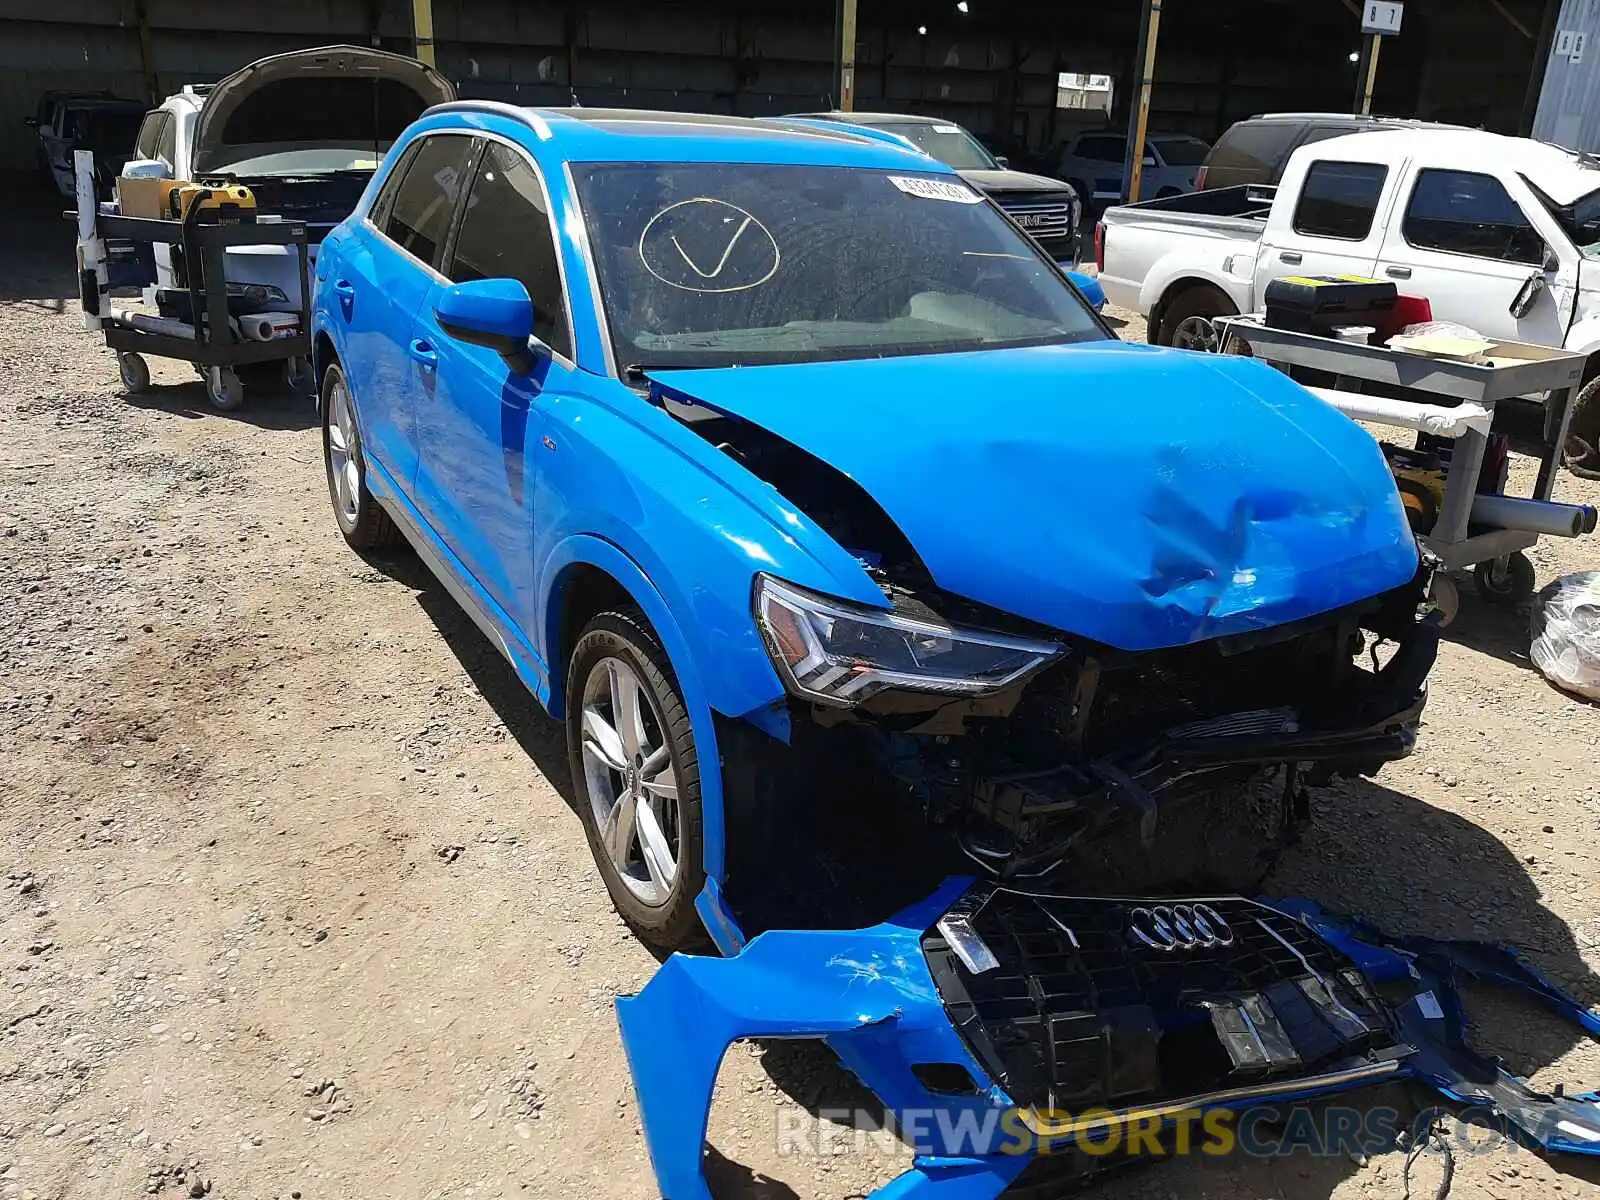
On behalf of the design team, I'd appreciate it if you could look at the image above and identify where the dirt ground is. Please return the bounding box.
[3,191,1600,1200]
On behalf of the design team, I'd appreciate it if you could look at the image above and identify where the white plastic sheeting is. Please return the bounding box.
[1531,572,1600,701]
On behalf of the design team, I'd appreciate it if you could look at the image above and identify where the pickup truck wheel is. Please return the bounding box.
[1158,287,1237,351]
[321,364,402,550]
[566,610,707,952]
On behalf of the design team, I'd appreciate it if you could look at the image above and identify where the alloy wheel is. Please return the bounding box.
[579,655,681,906]
[326,375,361,528]
[1172,315,1220,352]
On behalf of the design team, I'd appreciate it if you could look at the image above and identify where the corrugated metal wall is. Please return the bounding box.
[1533,0,1600,150]
[0,0,1555,175]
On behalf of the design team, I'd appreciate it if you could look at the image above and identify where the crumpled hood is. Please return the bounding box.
[650,342,1419,651]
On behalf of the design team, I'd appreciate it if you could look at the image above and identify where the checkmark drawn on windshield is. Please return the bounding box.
[671,216,754,279]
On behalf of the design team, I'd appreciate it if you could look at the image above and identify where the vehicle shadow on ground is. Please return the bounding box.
[1439,586,1538,671]
[703,1147,802,1200]
[372,547,576,809]
[122,378,320,432]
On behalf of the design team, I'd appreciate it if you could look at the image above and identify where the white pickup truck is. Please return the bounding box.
[1097,127,1600,385]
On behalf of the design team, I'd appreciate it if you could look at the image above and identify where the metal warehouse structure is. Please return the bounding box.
[0,0,1563,174]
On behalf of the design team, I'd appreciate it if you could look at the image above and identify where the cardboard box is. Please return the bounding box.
[116,175,186,219]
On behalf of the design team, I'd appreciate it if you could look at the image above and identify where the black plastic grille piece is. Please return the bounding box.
[923,889,1398,1113]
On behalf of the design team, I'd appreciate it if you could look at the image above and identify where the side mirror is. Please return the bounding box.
[994,155,1010,169]
[1510,271,1547,319]
[120,157,171,180]
[434,277,538,371]
[1142,154,1157,167]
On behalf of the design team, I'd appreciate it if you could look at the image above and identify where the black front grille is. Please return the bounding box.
[923,889,1400,1114]
[991,192,1078,256]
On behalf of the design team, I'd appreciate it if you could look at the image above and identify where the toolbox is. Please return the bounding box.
[1263,275,1397,339]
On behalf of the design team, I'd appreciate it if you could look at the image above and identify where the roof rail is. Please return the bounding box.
[423,99,552,140]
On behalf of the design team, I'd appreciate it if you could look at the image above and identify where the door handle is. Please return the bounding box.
[408,338,438,370]
[1385,265,1412,279]
[1279,251,1303,264]
[333,279,356,317]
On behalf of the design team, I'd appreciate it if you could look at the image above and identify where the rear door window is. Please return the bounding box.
[446,141,572,360]
[1075,135,1125,162]
[1204,121,1302,185]
[381,133,476,270]
[368,140,422,231]
[1401,169,1545,265]
[1292,160,1389,240]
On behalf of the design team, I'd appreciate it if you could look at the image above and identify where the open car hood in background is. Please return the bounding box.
[192,45,454,176]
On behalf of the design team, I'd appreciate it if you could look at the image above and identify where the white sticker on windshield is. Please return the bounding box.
[888,175,983,204]
[933,124,963,134]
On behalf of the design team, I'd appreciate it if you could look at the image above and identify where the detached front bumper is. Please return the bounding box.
[617,878,1600,1200]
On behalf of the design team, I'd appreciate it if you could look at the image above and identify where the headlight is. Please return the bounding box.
[753,574,1063,706]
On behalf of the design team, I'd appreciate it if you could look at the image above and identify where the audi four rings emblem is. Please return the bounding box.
[1128,903,1235,951]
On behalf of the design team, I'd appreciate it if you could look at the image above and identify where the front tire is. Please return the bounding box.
[321,363,401,550]
[566,610,706,951]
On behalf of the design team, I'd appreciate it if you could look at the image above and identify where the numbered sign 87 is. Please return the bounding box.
[1362,1,1404,35]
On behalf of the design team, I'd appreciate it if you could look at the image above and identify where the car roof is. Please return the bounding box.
[1307,126,1600,204]
[425,103,948,170]
[791,110,956,125]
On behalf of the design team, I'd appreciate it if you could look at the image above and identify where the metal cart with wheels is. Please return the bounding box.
[1214,315,1594,621]
[73,150,312,412]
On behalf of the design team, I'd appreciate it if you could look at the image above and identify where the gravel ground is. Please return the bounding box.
[3,188,1600,1200]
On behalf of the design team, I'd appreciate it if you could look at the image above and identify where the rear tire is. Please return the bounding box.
[566,609,707,951]
[321,363,402,550]
[1563,374,1600,479]
[1157,286,1238,351]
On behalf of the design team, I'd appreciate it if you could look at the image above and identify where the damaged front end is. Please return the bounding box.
[650,369,1438,921]
[618,879,1600,1200]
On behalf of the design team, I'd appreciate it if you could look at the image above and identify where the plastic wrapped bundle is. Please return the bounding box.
[1530,572,1600,701]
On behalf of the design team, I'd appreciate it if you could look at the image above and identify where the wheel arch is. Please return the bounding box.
[1149,276,1241,345]
[538,534,734,897]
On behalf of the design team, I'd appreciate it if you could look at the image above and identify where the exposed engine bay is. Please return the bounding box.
[665,392,1439,928]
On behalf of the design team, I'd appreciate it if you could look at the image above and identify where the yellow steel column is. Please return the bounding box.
[1124,0,1162,204]
[412,0,436,67]
[839,0,859,111]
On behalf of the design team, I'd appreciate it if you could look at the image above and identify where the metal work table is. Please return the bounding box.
[1215,316,1586,595]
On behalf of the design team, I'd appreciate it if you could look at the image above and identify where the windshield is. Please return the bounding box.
[1532,180,1600,257]
[1151,136,1210,167]
[573,163,1105,372]
[864,122,998,171]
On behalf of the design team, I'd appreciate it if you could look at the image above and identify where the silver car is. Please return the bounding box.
[1056,131,1212,207]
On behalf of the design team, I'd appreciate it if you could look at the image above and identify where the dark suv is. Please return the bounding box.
[787,111,1082,264]
[1198,111,1464,191]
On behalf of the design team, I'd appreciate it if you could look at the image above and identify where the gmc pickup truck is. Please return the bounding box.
[1097,127,1600,369]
